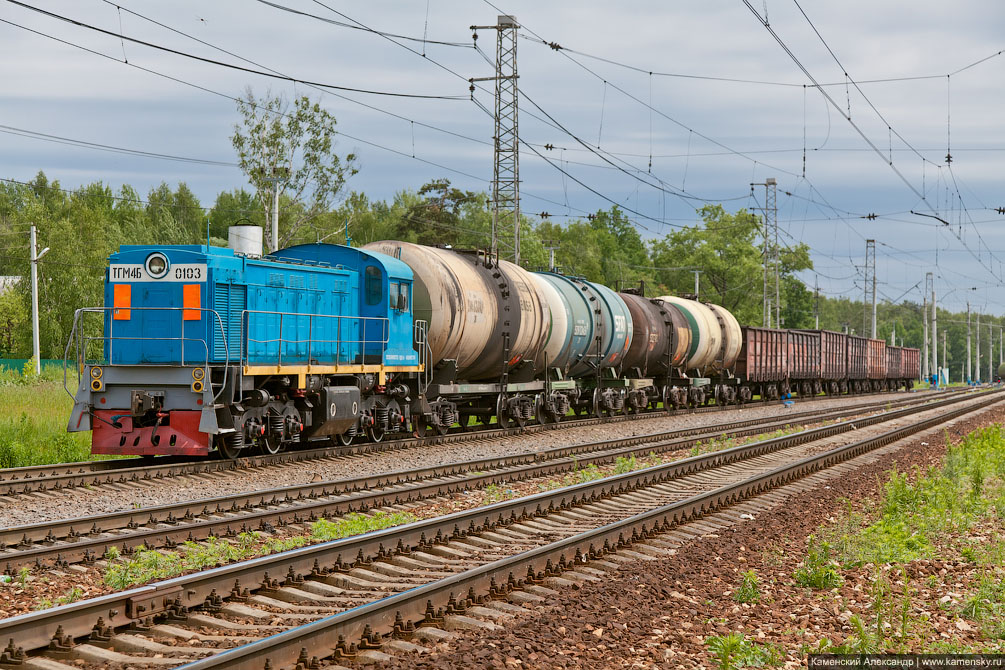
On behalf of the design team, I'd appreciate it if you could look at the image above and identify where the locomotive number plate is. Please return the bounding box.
[110,264,207,282]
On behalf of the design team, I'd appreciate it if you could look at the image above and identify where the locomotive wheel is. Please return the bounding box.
[496,394,513,429]
[366,423,385,442]
[259,435,282,455]
[217,434,243,460]
[335,430,355,446]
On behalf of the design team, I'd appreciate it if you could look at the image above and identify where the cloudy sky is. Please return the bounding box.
[2,0,1003,317]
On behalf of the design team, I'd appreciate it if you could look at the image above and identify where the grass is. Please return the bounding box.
[102,511,417,590]
[792,424,1005,655]
[482,483,517,505]
[824,425,1005,568]
[0,362,96,468]
[734,569,762,604]
[705,632,783,670]
[792,538,843,589]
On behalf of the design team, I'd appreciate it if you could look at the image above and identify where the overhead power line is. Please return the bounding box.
[4,0,465,100]
[253,0,470,47]
[520,34,1005,90]
[0,123,238,167]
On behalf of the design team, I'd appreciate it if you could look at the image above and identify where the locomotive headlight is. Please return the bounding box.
[192,367,205,381]
[90,366,102,380]
[144,252,169,279]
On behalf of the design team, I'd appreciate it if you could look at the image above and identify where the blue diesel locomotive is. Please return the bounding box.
[67,241,424,458]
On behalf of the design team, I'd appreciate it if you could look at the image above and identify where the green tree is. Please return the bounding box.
[207,188,262,244]
[400,179,481,247]
[650,205,812,323]
[232,89,358,252]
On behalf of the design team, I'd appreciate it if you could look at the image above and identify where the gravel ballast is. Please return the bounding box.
[376,398,1005,669]
[0,392,943,528]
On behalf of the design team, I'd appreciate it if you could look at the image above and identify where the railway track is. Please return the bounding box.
[0,389,997,670]
[0,390,960,570]
[0,389,947,496]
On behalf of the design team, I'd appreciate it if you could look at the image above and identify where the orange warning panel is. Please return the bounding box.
[183,284,201,321]
[113,284,131,320]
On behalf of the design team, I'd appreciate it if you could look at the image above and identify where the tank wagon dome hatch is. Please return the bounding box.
[362,241,547,381]
[654,296,721,372]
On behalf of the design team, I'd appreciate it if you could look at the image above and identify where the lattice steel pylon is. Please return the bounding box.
[864,239,876,337]
[751,178,778,327]
[470,15,521,264]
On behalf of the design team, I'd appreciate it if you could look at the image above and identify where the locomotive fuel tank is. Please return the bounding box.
[655,296,721,372]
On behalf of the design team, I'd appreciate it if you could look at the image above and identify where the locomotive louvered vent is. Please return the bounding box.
[268,273,285,287]
[289,275,305,289]
[213,283,246,360]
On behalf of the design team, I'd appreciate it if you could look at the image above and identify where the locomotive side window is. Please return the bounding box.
[364,266,382,306]
[389,282,409,311]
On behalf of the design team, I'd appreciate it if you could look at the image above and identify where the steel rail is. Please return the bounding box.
[0,391,959,569]
[0,390,995,660]
[0,388,943,494]
[175,391,1004,670]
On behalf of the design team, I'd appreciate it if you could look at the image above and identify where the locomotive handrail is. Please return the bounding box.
[62,306,230,402]
[240,309,392,369]
[413,319,430,390]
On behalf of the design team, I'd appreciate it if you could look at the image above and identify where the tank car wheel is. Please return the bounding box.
[496,394,513,429]
[457,413,474,432]
[434,421,450,436]
[411,415,428,438]
[534,395,551,425]
[591,388,606,418]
